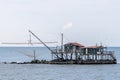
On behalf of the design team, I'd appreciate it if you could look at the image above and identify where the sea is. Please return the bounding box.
[0,47,120,80]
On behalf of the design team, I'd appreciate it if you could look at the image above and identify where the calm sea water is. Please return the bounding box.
[0,47,120,80]
[0,47,52,62]
[0,64,120,80]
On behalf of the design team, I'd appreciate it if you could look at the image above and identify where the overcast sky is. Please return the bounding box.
[0,0,119,47]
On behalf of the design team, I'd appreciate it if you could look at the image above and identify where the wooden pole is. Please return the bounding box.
[61,33,63,59]
[34,50,36,61]
[29,30,60,59]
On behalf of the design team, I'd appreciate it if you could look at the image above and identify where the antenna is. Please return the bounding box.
[100,43,103,46]
[96,43,97,46]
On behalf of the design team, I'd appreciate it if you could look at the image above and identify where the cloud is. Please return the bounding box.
[63,22,72,31]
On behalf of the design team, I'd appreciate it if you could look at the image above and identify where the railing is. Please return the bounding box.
[103,51,116,60]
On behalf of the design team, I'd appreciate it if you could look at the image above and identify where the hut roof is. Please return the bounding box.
[82,46,103,49]
[64,42,84,47]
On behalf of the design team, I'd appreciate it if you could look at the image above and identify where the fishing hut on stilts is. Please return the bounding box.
[51,34,117,64]
[3,30,116,64]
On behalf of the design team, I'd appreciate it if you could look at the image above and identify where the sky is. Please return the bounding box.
[0,0,119,47]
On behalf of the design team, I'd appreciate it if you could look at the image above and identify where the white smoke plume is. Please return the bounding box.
[63,22,72,31]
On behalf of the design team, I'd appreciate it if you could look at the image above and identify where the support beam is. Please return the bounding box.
[29,30,60,58]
